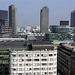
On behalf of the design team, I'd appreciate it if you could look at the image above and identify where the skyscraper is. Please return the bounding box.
[40,6,49,33]
[71,10,75,27]
[9,5,17,34]
[0,10,8,20]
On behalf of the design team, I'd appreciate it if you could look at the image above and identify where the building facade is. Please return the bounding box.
[40,6,49,33]
[9,5,17,34]
[45,25,75,41]
[10,50,57,75]
[0,50,9,75]
[57,42,75,75]
[60,20,69,25]
[0,10,8,20]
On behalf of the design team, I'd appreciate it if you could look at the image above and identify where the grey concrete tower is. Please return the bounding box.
[9,5,17,34]
[40,6,49,33]
[71,10,75,27]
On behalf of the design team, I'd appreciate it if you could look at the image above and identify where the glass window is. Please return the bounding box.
[12,73,16,75]
[18,73,22,75]
[12,54,16,57]
[42,63,47,65]
[18,68,24,71]
[26,59,32,61]
[34,68,40,70]
[26,68,32,71]
[18,54,24,57]
[12,68,16,71]
[12,59,17,62]
[26,63,32,66]
[19,59,24,61]
[49,54,53,56]
[12,64,17,66]
[33,54,39,57]
[41,54,47,57]
[41,59,47,61]
[34,59,39,61]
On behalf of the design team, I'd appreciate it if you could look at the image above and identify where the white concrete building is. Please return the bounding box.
[10,41,57,75]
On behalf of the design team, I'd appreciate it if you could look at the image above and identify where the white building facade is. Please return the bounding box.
[10,50,57,75]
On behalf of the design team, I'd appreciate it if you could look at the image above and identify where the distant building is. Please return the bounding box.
[60,20,69,25]
[0,10,8,20]
[25,25,31,32]
[40,6,49,33]
[57,42,75,75]
[9,5,17,34]
[0,19,12,34]
[71,10,75,27]
[45,25,75,41]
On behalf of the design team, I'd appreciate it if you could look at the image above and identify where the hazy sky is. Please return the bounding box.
[0,0,75,27]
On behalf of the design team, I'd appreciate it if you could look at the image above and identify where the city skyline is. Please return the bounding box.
[0,0,75,27]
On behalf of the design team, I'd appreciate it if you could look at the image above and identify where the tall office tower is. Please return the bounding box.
[9,5,17,34]
[71,10,75,27]
[0,10,8,20]
[40,6,49,33]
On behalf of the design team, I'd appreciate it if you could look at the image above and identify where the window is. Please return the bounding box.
[26,59,32,61]
[12,54,16,57]
[34,72,40,75]
[19,64,24,66]
[42,63,47,65]
[26,63,32,66]
[33,63,40,66]
[41,54,47,57]
[18,68,24,71]
[42,68,47,70]
[41,59,47,61]
[34,68,40,70]
[12,59,17,62]
[18,73,22,75]
[12,68,16,71]
[49,63,53,65]
[54,54,56,56]
[12,73,16,75]
[18,54,24,57]
[49,58,53,61]
[19,59,24,61]
[34,59,39,61]
[26,54,32,57]
[49,72,53,74]
[26,68,32,71]
[12,64,17,66]
[49,54,53,56]
[42,72,47,75]
[33,54,39,57]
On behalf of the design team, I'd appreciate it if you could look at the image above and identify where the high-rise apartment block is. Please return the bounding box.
[9,5,17,34]
[40,6,49,33]
[0,10,8,20]
[71,10,75,27]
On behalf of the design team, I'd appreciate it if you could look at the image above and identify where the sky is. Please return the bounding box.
[0,0,75,27]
